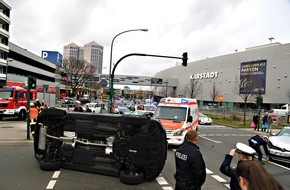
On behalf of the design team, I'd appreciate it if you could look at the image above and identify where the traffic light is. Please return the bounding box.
[28,76,37,89]
[182,52,188,67]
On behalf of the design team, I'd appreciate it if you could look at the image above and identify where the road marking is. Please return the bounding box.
[206,168,213,174]
[52,171,61,179]
[211,175,227,183]
[46,171,61,189]
[199,135,222,143]
[46,180,57,190]
[156,177,168,185]
[162,187,173,190]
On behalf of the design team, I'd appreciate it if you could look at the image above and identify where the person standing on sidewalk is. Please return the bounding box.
[267,115,273,134]
[252,113,259,131]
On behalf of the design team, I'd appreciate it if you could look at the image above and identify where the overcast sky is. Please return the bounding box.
[5,0,290,77]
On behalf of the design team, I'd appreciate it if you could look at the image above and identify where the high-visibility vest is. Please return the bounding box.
[30,107,39,120]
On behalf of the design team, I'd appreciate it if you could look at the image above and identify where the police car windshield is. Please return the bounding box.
[154,106,187,121]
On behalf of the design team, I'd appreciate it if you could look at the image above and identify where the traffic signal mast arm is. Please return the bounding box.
[109,52,188,113]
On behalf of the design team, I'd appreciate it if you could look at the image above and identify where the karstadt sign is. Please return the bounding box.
[190,71,219,80]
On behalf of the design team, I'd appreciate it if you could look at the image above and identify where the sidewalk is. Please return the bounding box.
[0,121,33,144]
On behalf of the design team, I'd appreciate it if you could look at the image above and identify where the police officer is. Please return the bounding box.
[248,135,269,165]
[174,130,206,190]
[220,142,256,190]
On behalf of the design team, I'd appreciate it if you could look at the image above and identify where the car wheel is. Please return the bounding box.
[39,160,62,171]
[18,110,26,120]
[119,169,144,185]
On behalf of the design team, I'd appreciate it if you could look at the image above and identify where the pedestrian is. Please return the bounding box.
[261,113,268,132]
[236,160,284,190]
[85,105,92,112]
[174,130,206,190]
[220,142,256,190]
[267,115,273,134]
[74,103,84,112]
[248,135,269,165]
[252,113,259,130]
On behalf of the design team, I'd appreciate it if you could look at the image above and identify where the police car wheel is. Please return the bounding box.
[39,160,62,171]
[119,169,144,185]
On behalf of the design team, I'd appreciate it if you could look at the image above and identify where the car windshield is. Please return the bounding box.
[118,107,131,114]
[154,106,187,121]
[277,128,290,136]
[0,91,13,99]
[86,103,99,108]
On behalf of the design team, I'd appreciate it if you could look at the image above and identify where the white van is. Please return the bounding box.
[154,97,199,146]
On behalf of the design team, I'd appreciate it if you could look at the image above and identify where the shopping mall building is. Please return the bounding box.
[154,42,290,110]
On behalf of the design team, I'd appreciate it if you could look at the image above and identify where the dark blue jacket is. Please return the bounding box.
[175,141,206,187]
[250,135,269,155]
[220,154,241,190]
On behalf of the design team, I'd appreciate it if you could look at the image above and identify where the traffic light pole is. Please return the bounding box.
[27,75,31,140]
[108,52,188,113]
[257,89,262,131]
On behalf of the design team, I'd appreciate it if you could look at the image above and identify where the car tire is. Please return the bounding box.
[39,160,62,171]
[119,169,144,185]
[18,110,26,120]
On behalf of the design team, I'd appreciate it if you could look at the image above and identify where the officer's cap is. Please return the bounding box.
[236,142,256,156]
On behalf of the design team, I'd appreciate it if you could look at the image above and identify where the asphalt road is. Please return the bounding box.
[0,119,289,190]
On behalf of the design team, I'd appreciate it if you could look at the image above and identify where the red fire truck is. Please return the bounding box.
[0,86,55,120]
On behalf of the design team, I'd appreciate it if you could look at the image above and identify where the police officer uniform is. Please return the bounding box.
[248,135,269,164]
[220,143,256,190]
[174,130,206,190]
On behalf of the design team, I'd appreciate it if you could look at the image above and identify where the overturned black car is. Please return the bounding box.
[33,108,167,185]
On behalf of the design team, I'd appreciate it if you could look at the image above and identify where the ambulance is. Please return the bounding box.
[154,97,199,146]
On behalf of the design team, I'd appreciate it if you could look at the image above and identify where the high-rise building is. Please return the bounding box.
[63,41,103,74]
[0,0,11,87]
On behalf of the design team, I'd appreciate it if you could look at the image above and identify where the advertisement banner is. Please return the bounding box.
[239,60,267,95]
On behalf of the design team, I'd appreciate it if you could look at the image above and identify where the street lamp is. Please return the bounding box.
[108,28,148,112]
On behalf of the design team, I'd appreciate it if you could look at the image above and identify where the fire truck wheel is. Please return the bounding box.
[0,116,3,121]
[39,160,62,171]
[119,169,144,185]
[18,110,26,120]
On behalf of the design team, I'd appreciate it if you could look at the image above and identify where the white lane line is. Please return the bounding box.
[206,168,213,174]
[162,187,173,190]
[211,175,227,183]
[225,184,230,189]
[199,135,222,143]
[46,180,57,190]
[156,177,168,185]
[52,171,61,179]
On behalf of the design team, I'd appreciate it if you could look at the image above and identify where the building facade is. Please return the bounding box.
[154,42,290,110]
[63,41,104,75]
[0,0,10,86]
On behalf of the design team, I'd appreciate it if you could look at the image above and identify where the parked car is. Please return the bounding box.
[114,107,132,115]
[143,105,157,113]
[266,126,290,163]
[85,103,102,113]
[33,108,167,185]
[199,112,213,125]
[63,97,81,105]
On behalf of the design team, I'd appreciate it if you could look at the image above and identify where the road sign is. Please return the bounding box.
[100,79,108,88]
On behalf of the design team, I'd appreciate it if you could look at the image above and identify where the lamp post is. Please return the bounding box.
[108,28,148,113]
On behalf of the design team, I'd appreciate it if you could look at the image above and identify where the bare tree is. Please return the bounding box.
[61,58,97,97]
[186,79,202,98]
[234,76,256,126]
[210,83,220,104]
[178,79,201,98]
